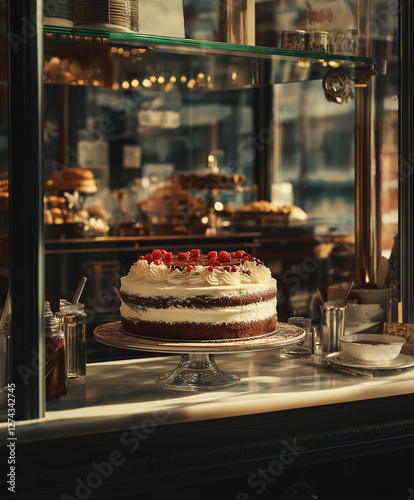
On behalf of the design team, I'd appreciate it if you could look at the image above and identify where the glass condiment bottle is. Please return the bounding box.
[0,314,11,391]
[56,299,87,380]
[45,302,67,402]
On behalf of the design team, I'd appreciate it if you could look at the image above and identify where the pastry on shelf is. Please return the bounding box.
[170,172,246,191]
[238,200,282,214]
[170,154,245,191]
[44,194,82,238]
[285,204,308,221]
[0,178,9,210]
[238,200,308,220]
[44,194,110,238]
[45,167,97,195]
[44,195,70,224]
[138,185,207,235]
[139,185,206,215]
[73,206,110,235]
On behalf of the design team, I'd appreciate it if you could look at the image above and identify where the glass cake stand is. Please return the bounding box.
[94,322,305,392]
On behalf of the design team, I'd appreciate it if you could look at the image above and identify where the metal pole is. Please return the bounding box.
[354,0,377,286]
[354,78,377,286]
[218,0,255,45]
[8,0,45,419]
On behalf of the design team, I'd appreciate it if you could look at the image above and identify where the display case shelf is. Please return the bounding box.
[43,26,385,91]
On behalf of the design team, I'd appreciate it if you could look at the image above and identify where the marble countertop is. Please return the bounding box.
[2,349,414,444]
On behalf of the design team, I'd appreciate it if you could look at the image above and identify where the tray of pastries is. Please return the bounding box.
[138,185,207,235]
[170,173,246,191]
[45,167,97,195]
[232,200,308,226]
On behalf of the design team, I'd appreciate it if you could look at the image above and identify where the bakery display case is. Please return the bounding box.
[1,0,414,498]
[39,13,385,324]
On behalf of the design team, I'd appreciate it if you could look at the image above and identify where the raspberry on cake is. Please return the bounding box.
[120,249,277,341]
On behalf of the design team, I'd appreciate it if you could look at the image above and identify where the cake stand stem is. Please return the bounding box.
[155,353,240,391]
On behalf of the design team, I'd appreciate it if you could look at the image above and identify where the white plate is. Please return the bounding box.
[326,352,414,370]
[94,321,305,353]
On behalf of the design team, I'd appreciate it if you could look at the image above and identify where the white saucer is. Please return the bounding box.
[326,352,414,370]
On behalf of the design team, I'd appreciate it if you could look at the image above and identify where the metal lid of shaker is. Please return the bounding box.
[44,302,61,334]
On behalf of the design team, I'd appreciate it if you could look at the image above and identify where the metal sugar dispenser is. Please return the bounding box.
[44,301,67,401]
[57,277,87,380]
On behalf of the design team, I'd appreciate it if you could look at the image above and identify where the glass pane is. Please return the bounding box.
[38,1,404,411]
[371,0,399,320]
[0,0,9,390]
[43,80,260,360]
[272,78,356,319]
[43,26,377,93]
[267,0,399,327]
[41,1,400,361]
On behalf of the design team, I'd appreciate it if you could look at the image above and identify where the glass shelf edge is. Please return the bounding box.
[43,26,379,69]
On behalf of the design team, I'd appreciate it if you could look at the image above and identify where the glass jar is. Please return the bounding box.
[56,299,87,380]
[45,302,67,402]
[282,317,316,356]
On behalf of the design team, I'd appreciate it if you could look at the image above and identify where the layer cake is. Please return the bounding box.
[120,249,277,340]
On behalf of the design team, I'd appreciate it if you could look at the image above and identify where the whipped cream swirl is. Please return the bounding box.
[127,259,272,286]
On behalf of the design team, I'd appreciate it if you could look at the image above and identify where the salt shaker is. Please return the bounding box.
[44,302,67,402]
[282,317,316,355]
[57,299,87,380]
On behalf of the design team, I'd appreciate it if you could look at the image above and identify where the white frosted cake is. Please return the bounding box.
[119,249,277,340]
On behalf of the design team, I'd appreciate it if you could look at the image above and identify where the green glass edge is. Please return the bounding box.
[44,26,374,66]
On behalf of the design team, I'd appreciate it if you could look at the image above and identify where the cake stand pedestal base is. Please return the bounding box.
[93,321,306,391]
[156,353,240,391]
